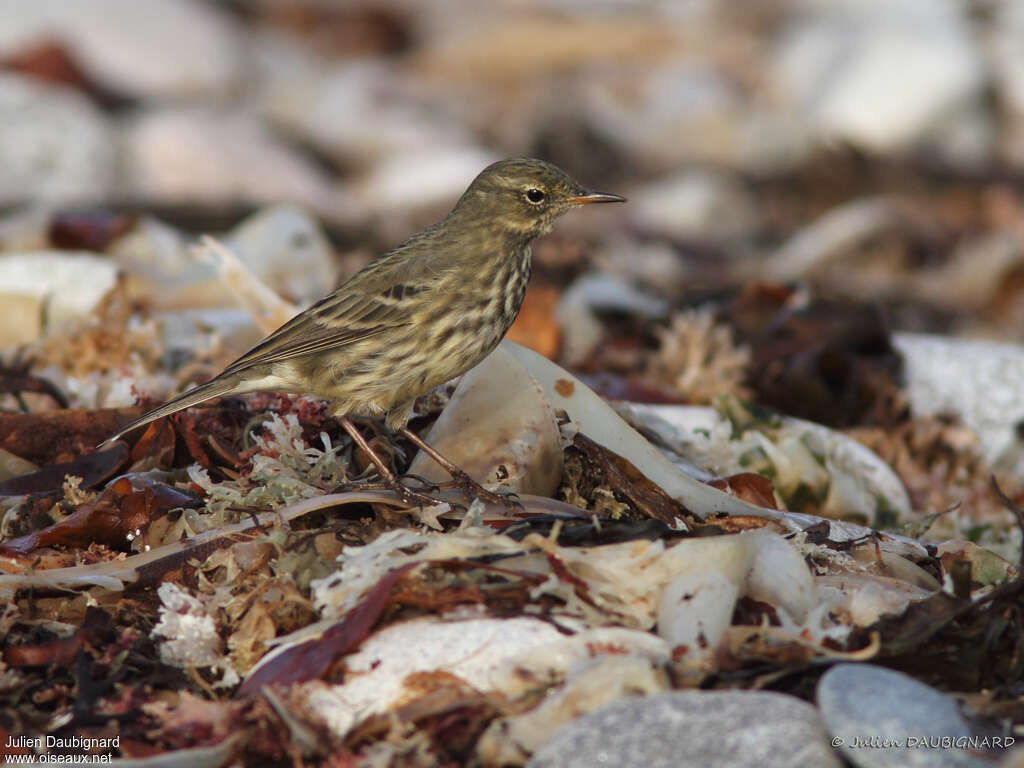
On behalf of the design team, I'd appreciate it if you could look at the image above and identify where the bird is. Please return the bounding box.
[103,158,626,505]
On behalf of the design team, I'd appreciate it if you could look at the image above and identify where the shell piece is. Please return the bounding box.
[192,236,299,334]
[654,529,816,653]
[305,615,669,740]
[502,341,778,519]
[816,572,934,628]
[624,402,912,521]
[112,205,333,314]
[223,205,338,305]
[744,529,817,624]
[0,251,118,346]
[895,332,1024,468]
[408,344,563,496]
[658,569,740,653]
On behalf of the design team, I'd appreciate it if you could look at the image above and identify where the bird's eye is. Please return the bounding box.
[525,188,546,204]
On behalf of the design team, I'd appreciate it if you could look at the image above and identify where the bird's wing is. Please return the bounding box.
[219,249,443,375]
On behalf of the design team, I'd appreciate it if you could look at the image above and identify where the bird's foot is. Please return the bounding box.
[390,481,448,510]
[448,469,521,509]
[392,426,520,509]
[391,473,450,509]
[335,478,448,509]
[397,473,441,493]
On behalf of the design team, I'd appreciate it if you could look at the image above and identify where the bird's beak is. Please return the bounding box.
[566,191,627,205]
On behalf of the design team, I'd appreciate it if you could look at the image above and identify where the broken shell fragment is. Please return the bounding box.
[654,529,815,655]
[502,340,779,519]
[408,343,563,496]
[0,251,118,345]
[744,529,817,624]
[658,569,740,654]
[623,402,912,522]
[302,615,669,741]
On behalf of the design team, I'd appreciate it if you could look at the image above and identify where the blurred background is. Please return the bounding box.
[2,0,1023,327]
[1,0,1023,437]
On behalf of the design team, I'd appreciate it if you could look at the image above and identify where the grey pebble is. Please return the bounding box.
[818,663,999,768]
[527,690,842,768]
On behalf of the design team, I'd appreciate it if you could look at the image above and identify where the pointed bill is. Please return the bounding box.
[566,191,627,205]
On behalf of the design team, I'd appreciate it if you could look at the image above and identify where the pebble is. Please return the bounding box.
[120,107,339,216]
[990,3,1024,165]
[894,333,1024,469]
[339,145,499,235]
[0,74,115,207]
[0,0,242,99]
[817,664,990,768]
[775,0,988,164]
[527,691,842,768]
[581,60,744,169]
[478,653,669,765]
[258,57,471,166]
[630,170,758,241]
[0,251,118,346]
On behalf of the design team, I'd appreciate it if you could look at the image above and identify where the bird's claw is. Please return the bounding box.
[449,470,520,509]
[392,484,448,510]
[331,478,445,509]
[397,472,441,493]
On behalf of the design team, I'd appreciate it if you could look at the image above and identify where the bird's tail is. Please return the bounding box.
[100,376,241,447]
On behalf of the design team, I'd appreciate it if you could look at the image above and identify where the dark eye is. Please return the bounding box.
[525,188,546,204]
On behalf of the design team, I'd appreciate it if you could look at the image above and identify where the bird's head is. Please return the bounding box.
[453,157,625,238]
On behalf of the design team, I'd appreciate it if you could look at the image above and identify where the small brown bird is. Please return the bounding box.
[105,158,625,504]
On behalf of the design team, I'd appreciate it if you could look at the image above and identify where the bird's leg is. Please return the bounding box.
[338,417,442,508]
[396,427,520,509]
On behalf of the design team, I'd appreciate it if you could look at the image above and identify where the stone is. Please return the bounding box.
[581,60,745,169]
[0,0,242,99]
[340,145,499,232]
[0,251,118,346]
[630,171,758,242]
[258,57,470,166]
[478,654,670,765]
[894,333,1024,469]
[990,2,1024,166]
[528,691,842,768]
[0,207,52,252]
[0,74,115,207]
[817,664,988,768]
[120,108,339,217]
[774,0,989,165]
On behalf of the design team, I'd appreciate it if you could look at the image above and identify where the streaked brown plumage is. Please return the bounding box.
[104,158,624,501]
